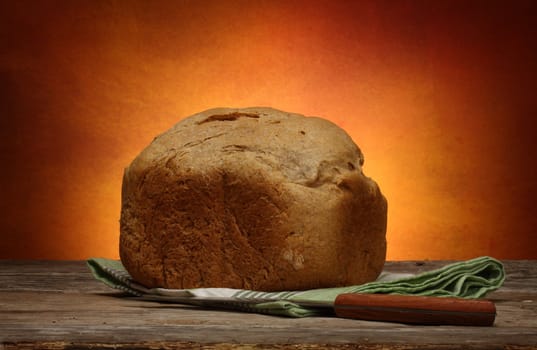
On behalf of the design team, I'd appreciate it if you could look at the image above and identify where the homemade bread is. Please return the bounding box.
[119,107,387,291]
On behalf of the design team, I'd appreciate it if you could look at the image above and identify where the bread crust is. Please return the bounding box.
[120,107,387,291]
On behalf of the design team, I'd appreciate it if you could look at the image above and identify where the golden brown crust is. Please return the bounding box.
[119,107,387,291]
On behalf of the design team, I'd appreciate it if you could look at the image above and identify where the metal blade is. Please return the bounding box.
[131,295,333,309]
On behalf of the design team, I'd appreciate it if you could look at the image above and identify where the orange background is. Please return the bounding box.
[1,1,536,260]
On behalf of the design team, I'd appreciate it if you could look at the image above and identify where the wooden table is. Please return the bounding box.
[1,260,536,349]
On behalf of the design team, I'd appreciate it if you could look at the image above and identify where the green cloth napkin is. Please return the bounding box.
[87,256,505,317]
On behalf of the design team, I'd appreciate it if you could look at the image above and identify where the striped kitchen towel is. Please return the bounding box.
[87,256,505,317]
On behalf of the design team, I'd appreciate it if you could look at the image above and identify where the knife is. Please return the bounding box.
[133,293,496,326]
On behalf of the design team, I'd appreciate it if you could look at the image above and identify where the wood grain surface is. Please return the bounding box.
[1,260,536,349]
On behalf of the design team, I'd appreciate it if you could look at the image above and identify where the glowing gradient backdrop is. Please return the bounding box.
[1,1,536,260]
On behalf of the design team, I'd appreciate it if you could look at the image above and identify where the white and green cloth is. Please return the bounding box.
[87,256,505,317]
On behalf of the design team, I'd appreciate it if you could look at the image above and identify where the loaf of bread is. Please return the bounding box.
[119,107,387,291]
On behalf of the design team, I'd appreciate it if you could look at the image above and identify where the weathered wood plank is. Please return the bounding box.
[1,260,536,349]
[0,260,110,293]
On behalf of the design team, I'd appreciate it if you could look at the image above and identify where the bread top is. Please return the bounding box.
[126,107,367,191]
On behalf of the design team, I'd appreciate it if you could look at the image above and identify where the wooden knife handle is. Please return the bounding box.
[334,293,496,326]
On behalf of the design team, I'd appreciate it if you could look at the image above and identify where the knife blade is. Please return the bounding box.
[133,293,496,326]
